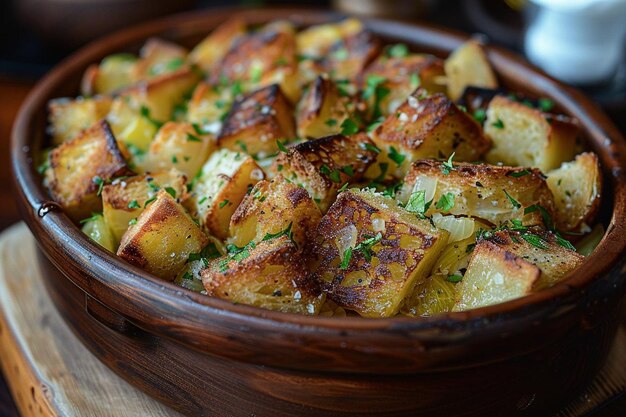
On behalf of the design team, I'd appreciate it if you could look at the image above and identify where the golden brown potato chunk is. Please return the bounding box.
[46,120,133,222]
[131,38,189,82]
[311,189,449,317]
[546,152,602,232]
[270,133,378,212]
[48,96,112,145]
[185,149,265,239]
[102,169,187,243]
[485,95,579,172]
[369,88,490,178]
[212,21,299,102]
[140,121,216,178]
[218,84,296,158]
[187,82,234,129]
[360,53,446,118]
[229,175,322,248]
[476,229,584,290]
[202,236,325,315]
[453,239,540,311]
[81,53,138,96]
[117,189,208,280]
[398,160,556,227]
[296,76,352,139]
[444,39,498,101]
[189,17,247,73]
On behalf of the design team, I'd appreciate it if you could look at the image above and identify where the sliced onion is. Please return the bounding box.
[432,214,475,243]
[411,176,438,203]
[335,224,358,255]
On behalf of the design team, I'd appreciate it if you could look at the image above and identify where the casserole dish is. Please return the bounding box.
[11,7,626,416]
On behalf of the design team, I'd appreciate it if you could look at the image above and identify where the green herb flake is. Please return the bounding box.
[171,155,178,164]
[492,118,505,129]
[144,196,157,207]
[503,189,521,210]
[339,247,353,270]
[387,43,409,58]
[507,169,531,178]
[473,108,487,124]
[164,187,177,198]
[276,139,289,153]
[360,142,381,153]
[92,176,105,196]
[236,140,248,153]
[128,218,138,226]
[140,105,163,129]
[556,234,576,251]
[338,182,349,193]
[405,190,431,218]
[219,199,229,208]
[186,132,203,142]
[447,274,463,283]
[521,233,548,249]
[325,119,337,127]
[441,152,456,175]
[341,165,354,176]
[538,98,554,112]
[340,118,359,135]
[127,199,140,209]
[79,212,102,224]
[388,146,406,167]
[435,193,455,212]
[410,73,421,90]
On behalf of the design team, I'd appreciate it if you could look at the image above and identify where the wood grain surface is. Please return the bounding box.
[0,223,182,417]
[0,222,623,417]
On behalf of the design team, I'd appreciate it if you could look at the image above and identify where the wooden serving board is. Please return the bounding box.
[0,222,623,417]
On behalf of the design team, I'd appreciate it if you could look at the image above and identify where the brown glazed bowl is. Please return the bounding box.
[10,7,626,417]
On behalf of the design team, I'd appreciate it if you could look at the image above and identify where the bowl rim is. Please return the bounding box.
[11,7,626,339]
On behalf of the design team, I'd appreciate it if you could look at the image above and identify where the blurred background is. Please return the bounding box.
[0,0,625,415]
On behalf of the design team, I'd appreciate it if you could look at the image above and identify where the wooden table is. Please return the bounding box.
[1,77,625,417]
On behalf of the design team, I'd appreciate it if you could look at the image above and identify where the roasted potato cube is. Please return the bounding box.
[444,39,498,101]
[186,149,264,239]
[296,18,363,57]
[212,21,299,102]
[270,133,378,212]
[369,88,490,178]
[47,120,133,221]
[218,84,296,158]
[360,53,446,118]
[319,29,380,82]
[102,169,187,242]
[546,152,602,232]
[48,96,112,145]
[81,213,116,253]
[202,236,325,314]
[140,122,216,177]
[403,274,458,317]
[296,76,352,139]
[452,239,540,311]
[311,189,449,317]
[187,82,233,130]
[477,229,584,290]
[117,68,200,123]
[485,95,579,171]
[398,160,556,227]
[189,17,247,73]
[117,189,208,280]
[174,238,225,293]
[81,53,138,96]
[131,38,188,81]
[229,175,322,248]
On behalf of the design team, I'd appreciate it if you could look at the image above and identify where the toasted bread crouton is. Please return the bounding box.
[360,54,446,118]
[212,21,299,102]
[202,236,325,315]
[398,160,556,227]
[270,133,378,212]
[444,39,498,101]
[218,84,296,158]
[102,169,187,242]
[189,17,247,73]
[369,88,490,178]
[546,152,602,232]
[48,96,112,145]
[185,149,264,239]
[311,189,449,317]
[452,239,539,311]
[117,189,208,280]
[47,120,133,221]
[476,229,584,290]
[140,121,216,178]
[229,175,322,248]
[296,76,352,139]
[485,95,579,171]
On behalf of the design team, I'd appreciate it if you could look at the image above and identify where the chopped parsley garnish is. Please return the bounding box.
[320,164,342,183]
[410,73,421,90]
[366,117,384,133]
[435,193,455,212]
[331,47,348,61]
[507,169,531,178]
[341,165,354,176]
[276,139,289,153]
[447,274,463,283]
[388,146,406,166]
[128,218,138,226]
[492,118,505,129]
[249,65,263,83]
[79,212,102,224]
[338,182,350,193]
[191,123,208,135]
[362,75,390,119]
[236,140,248,153]
[164,187,177,198]
[186,132,202,142]
[127,199,140,209]
[171,155,178,164]
[340,247,353,270]
[218,199,229,208]
[521,233,548,249]
[144,196,157,207]
[182,272,193,280]
[325,119,337,127]
[524,204,553,229]
[503,189,521,210]
[92,176,105,196]
[405,190,432,218]
[387,43,409,58]
[360,142,381,154]
[188,242,221,265]
[555,234,576,251]
[441,152,456,175]
[140,105,163,129]
[473,109,487,124]
[538,98,554,112]
[262,222,294,244]
[340,118,359,135]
